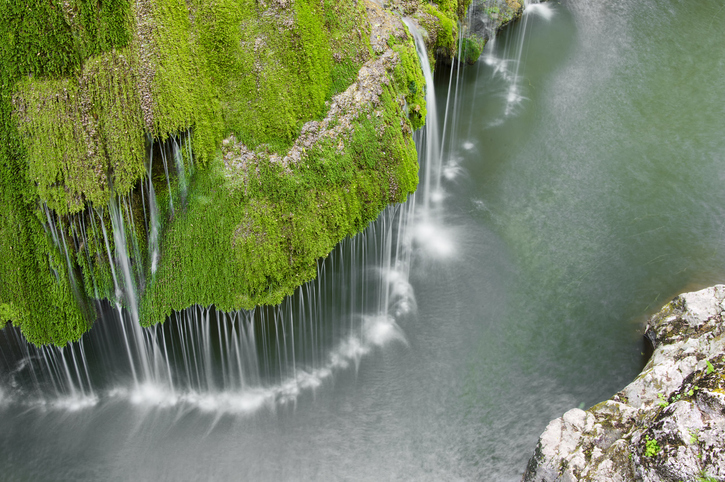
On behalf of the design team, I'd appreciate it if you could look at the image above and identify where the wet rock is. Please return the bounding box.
[523,285,725,482]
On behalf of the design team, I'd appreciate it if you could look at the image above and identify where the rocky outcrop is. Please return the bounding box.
[523,285,725,482]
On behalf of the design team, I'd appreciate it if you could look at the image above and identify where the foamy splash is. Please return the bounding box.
[0,309,410,417]
[105,315,408,415]
[0,393,100,412]
[413,221,456,258]
[50,394,99,411]
[383,268,417,318]
[525,2,554,20]
[443,158,464,181]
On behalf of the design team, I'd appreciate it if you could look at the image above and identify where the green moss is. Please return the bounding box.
[480,0,523,28]
[0,0,132,345]
[0,184,91,345]
[415,0,522,66]
[432,0,458,18]
[393,42,427,130]
[2,0,424,345]
[460,35,486,64]
[0,303,19,325]
[457,0,474,20]
[14,48,145,214]
[427,4,457,51]
[141,73,419,326]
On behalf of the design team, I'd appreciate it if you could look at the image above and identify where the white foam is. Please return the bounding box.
[430,189,446,203]
[504,85,528,117]
[525,3,554,20]
[184,390,270,413]
[50,394,99,411]
[383,268,417,318]
[443,163,463,181]
[485,57,515,82]
[363,316,408,347]
[129,383,178,407]
[98,310,409,416]
[413,221,456,258]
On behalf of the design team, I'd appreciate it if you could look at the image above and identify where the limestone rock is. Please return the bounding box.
[523,285,725,482]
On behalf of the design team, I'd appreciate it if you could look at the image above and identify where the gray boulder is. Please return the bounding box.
[523,285,725,482]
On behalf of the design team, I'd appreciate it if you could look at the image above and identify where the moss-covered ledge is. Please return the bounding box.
[1,0,444,345]
[139,5,425,325]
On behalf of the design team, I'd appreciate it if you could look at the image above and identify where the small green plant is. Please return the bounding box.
[689,428,699,444]
[658,390,687,407]
[706,360,715,374]
[687,386,699,396]
[697,471,717,482]
[644,436,661,457]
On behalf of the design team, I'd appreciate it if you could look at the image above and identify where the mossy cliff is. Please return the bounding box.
[0,0,476,346]
[386,0,525,66]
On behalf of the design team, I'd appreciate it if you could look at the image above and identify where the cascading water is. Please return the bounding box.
[0,204,419,413]
[171,136,188,205]
[0,10,536,475]
[404,19,459,260]
[477,0,554,120]
[0,58,433,413]
[0,131,200,402]
[405,19,441,216]
[146,138,161,275]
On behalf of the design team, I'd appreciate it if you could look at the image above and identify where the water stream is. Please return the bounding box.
[2,0,725,479]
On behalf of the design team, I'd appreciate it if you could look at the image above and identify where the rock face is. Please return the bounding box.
[523,285,725,482]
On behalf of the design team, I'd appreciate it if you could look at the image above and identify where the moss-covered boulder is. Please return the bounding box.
[0,0,446,345]
[139,4,425,325]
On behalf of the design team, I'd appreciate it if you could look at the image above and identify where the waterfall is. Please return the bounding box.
[43,205,79,295]
[0,29,447,415]
[479,0,554,119]
[160,139,175,216]
[110,199,415,412]
[146,138,161,275]
[1,198,417,413]
[0,325,97,409]
[405,19,441,216]
[403,19,459,260]
[171,135,188,205]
